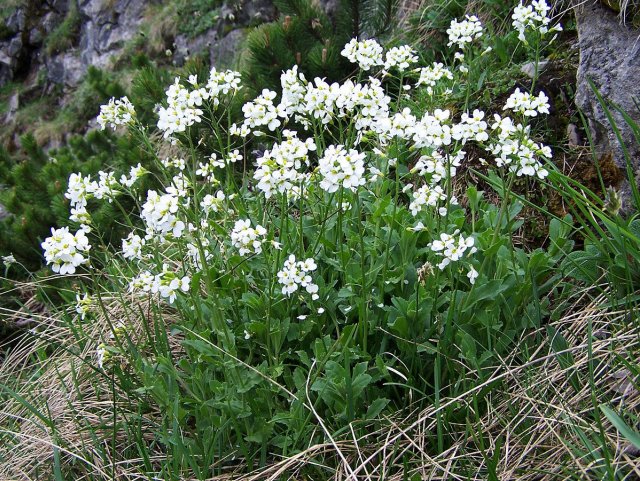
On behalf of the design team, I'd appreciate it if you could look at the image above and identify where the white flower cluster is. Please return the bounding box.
[206,67,242,100]
[157,78,205,139]
[512,0,562,42]
[254,131,316,199]
[318,145,367,194]
[416,62,454,95]
[430,230,477,272]
[374,107,417,141]
[280,66,307,116]
[97,96,135,130]
[446,15,483,49]
[42,227,91,275]
[384,45,418,72]
[487,116,551,179]
[341,38,384,71]
[120,163,147,188]
[2,254,16,268]
[241,89,286,133]
[141,189,186,238]
[410,109,453,148]
[503,88,550,117]
[94,171,119,201]
[201,190,226,214]
[277,255,319,299]
[230,219,267,256]
[452,109,489,143]
[162,157,186,171]
[122,232,146,260]
[409,184,457,217]
[129,267,191,304]
[412,150,465,184]
[66,173,95,210]
[156,69,241,140]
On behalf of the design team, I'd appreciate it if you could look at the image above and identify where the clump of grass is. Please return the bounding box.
[45,0,81,56]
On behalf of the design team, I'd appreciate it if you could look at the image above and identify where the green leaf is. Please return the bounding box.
[365,398,390,419]
[600,405,640,449]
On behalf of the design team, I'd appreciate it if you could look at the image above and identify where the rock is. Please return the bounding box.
[211,29,247,68]
[77,0,148,71]
[0,49,13,85]
[6,9,26,35]
[0,204,9,221]
[574,2,640,193]
[5,93,20,123]
[45,51,85,86]
[521,60,549,79]
[173,29,219,66]
[567,123,582,147]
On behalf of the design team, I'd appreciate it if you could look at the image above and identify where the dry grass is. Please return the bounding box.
[0,291,167,480]
[1,286,638,480]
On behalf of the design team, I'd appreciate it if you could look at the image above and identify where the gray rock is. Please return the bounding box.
[0,204,9,222]
[5,93,20,123]
[210,29,247,68]
[0,49,13,85]
[8,37,23,58]
[46,51,85,86]
[6,9,26,35]
[567,123,582,147]
[77,0,147,71]
[520,60,549,79]
[575,2,640,192]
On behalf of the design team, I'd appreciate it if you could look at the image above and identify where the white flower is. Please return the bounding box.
[241,89,286,133]
[452,109,489,143]
[75,293,94,320]
[416,62,454,95]
[429,231,477,270]
[161,157,187,171]
[97,344,109,369]
[409,184,456,216]
[383,45,418,71]
[446,15,483,49]
[94,171,120,201]
[65,173,96,210]
[42,227,91,275]
[277,254,319,299]
[141,189,186,238]
[201,190,225,214]
[230,219,267,256]
[157,78,205,139]
[341,38,384,71]
[254,131,316,199]
[2,254,16,267]
[129,267,190,304]
[206,67,242,98]
[487,117,551,179]
[512,0,562,43]
[120,163,147,188]
[97,96,135,130]
[279,65,308,116]
[503,88,550,117]
[122,232,145,260]
[467,266,479,284]
[318,145,367,193]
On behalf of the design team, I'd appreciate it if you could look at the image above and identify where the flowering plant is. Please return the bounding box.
[38,0,576,469]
